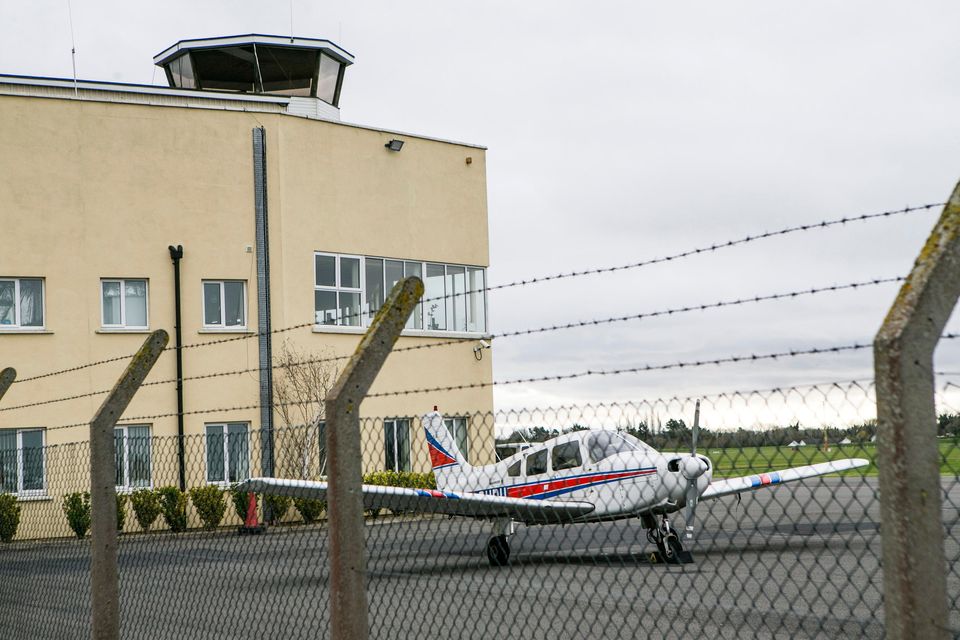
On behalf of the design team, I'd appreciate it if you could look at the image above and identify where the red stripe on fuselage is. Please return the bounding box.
[504,469,654,499]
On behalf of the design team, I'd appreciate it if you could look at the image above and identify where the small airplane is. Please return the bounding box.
[241,403,869,566]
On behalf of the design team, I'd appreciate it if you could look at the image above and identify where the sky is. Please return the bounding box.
[2,1,959,421]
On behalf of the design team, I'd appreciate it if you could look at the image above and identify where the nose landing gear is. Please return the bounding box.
[643,514,693,565]
[486,518,515,567]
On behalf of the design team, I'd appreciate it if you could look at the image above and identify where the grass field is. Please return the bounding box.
[706,440,960,477]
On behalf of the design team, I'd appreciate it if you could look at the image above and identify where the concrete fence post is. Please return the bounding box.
[326,276,424,640]
[90,330,169,640]
[875,181,960,639]
[0,367,16,404]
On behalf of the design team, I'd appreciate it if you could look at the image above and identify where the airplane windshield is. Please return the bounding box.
[587,431,640,464]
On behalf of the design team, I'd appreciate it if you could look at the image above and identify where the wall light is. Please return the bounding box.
[385,139,405,152]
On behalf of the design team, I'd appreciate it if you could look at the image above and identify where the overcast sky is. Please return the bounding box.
[2,1,958,417]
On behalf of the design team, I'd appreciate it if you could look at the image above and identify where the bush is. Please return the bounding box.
[130,489,161,531]
[0,493,21,543]
[189,485,226,531]
[116,494,127,532]
[62,492,91,539]
[156,486,187,532]
[229,486,256,522]
[263,493,291,526]
[293,497,325,524]
[362,471,437,516]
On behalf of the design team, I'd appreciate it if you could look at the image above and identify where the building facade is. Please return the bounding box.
[0,35,494,538]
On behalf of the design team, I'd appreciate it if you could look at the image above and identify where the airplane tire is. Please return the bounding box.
[487,535,510,567]
[664,535,683,565]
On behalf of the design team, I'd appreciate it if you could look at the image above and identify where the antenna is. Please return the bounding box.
[66,0,78,96]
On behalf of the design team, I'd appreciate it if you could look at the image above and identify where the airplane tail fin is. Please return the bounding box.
[422,410,473,491]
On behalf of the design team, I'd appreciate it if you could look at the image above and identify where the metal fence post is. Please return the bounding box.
[875,181,960,639]
[90,330,169,640]
[0,367,15,403]
[326,276,424,640]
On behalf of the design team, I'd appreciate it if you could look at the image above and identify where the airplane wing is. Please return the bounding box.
[239,477,596,525]
[699,458,870,501]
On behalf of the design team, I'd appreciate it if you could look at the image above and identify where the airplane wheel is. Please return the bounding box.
[486,535,510,567]
[664,535,683,565]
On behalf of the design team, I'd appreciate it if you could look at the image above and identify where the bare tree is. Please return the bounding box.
[272,340,339,479]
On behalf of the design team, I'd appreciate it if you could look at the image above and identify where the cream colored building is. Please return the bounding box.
[0,35,494,537]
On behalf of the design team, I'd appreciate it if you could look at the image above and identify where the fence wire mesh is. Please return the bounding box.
[1,380,958,639]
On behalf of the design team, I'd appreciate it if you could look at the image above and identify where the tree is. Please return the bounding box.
[273,340,340,480]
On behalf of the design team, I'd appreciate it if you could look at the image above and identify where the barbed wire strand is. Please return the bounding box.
[0,276,906,412]
[9,202,940,385]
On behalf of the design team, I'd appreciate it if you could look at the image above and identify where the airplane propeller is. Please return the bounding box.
[680,400,708,541]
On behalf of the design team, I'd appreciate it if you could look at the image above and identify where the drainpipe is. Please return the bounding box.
[168,244,186,491]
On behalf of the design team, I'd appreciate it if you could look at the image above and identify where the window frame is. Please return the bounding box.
[383,417,412,473]
[204,422,250,486]
[100,278,149,330]
[444,416,470,461]
[0,428,47,497]
[313,252,488,335]
[0,277,45,331]
[114,424,153,491]
[201,280,248,330]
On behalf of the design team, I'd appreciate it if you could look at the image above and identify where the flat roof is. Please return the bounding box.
[0,73,486,150]
[153,34,355,67]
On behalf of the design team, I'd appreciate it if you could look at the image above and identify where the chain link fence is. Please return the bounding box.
[2,380,958,638]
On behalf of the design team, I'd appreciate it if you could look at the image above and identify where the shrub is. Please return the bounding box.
[263,493,291,526]
[62,492,91,539]
[361,471,437,515]
[130,489,161,531]
[156,486,187,532]
[116,494,127,532]
[293,497,325,524]
[189,485,226,531]
[229,486,256,522]
[0,493,21,543]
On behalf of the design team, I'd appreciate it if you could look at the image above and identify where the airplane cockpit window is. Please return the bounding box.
[551,441,582,471]
[587,431,639,464]
[526,449,548,476]
[507,460,522,477]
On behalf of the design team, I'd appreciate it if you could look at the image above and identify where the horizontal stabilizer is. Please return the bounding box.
[700,458,869,501]
[239,477,596,524]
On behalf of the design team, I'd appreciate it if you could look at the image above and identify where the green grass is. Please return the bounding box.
[706,440,960,478]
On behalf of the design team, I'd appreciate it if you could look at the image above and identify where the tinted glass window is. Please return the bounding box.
[552,441,582,471]
[507,460,521,477]
[587,432,638,464]
[526,449,547,476]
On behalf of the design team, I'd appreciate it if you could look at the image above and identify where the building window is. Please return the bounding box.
[205,423,250,484]
[384,418,411,472]
[444,416,469,461]
[101,279,148,329]
[0,278,44,329]
[203,280,247,329]
[114,425,152,490]
[314,253,362,326]
[0,428,45,496]
[314,252,486,333]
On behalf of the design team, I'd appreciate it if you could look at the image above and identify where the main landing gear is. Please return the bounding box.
[486,518,514,567]
[643,514,693,565]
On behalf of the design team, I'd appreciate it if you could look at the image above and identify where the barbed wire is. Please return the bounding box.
[0,276,906,412]
[7,202,939,386]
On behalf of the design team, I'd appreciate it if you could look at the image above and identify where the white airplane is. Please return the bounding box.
[241,407,869,566]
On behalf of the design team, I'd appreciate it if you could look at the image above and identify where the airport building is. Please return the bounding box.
[0,35,494,537]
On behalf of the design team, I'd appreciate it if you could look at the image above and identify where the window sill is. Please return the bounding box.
[116,485,153,495]
[11,493,51,502]
[197,328,254,335]
[312,325,491,340]
[96,328,151,334]
[0,329,53,335]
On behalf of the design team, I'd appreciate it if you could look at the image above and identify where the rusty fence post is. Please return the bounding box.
[875,181,960,640]
[90,330,169,640]
[326,276,424,640]
[0,367,15,404]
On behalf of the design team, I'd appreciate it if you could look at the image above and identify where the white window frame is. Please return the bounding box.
[114,424,153,491]
[0,277,45,331]
[100,278,149,329]
[314,252,363,327]
[0,428,46,497]
[444,416,470,461]
[384,418,411,472]
[313,252,488,335]
[205,422,250,486]
[201,280,248,330]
